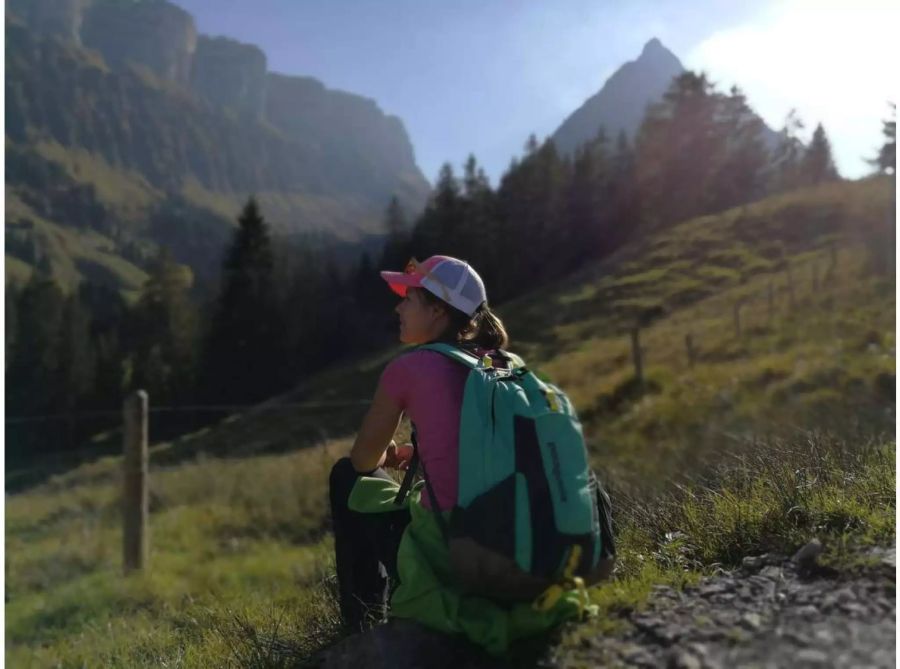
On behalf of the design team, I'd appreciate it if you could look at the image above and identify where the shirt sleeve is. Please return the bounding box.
[379,353,413,410]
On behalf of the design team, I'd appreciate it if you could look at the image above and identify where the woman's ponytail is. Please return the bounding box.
[465,305,509,350]
[416,288,510,350]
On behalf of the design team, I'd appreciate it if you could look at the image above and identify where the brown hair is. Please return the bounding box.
[413,287,509,350]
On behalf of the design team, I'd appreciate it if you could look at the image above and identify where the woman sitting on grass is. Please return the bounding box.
[328,255,611,656]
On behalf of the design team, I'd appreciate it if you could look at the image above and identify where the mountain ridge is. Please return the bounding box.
[5,0,431,291]
[551,37,780,155]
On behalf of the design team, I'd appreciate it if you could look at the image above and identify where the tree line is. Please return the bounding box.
[7,72,894,466]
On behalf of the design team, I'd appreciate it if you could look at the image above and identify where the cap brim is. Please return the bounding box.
[379,271,422,297]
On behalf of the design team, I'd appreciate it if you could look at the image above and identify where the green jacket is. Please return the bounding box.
[348,475,597,656]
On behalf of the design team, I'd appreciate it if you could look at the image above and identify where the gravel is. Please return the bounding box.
[314,545,896,669]
[553,545,896,669]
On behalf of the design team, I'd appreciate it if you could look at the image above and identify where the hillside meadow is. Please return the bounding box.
[5,177,895,667]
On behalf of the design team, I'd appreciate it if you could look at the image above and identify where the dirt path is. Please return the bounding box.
[316,546,896,668]
[553,546,896,669]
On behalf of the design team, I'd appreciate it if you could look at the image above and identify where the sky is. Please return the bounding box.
[175,0,898,186]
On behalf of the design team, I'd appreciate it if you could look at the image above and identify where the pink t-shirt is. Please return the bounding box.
[380,347,503,511]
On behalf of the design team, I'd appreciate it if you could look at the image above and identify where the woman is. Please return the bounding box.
[328,255,593,653]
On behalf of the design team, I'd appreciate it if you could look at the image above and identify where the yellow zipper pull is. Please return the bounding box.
[545,389,560,412]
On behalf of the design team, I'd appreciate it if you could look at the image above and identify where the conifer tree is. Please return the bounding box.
[379,196,411,274]
[607,130,641,252]
[870,102,896,175]
[802,123,840,185]
[201,197,280,403]
[130,249,198,404]
[56,295,96,418]
[7,274,65,415]
[459,154,497,272]
[564,141,604,264]
[411,163,463,259]
[708,86,769,210]
[771,109,806,192]
[6,283,18,372]
[635,72,723,227]
[78,281,128,409]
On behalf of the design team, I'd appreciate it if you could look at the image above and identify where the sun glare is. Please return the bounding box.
[687,0,898,178]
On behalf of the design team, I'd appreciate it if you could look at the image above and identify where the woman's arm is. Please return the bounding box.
[349,382,403,473]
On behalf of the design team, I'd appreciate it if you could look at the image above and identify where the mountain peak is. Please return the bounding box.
[639,37,675,62]
[550,38,685,155]
[642,37,663,53]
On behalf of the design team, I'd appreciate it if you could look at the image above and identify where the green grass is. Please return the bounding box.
[33,139,162,213]
[6,177,895,666]
[4,189,149,294]
[5,442,349,668]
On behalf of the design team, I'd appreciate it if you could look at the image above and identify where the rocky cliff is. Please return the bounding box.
[5,0,430,290]
[81,0,197,86]
[190,35,267,120]
[6,0,85,44]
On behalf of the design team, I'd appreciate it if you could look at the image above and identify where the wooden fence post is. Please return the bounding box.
[630,327,644,388]
[123,390,149,574]
[685,333,696,368]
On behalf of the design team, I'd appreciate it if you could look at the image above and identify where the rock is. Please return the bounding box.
[792,539,824,567]
[794,605,822,619]
[81,1,198,85]
[742,556,764,572]
[759,565,782,580]
[812,628,835,645]
[833,587,856,604]
[698,582,729,597]
[794,648,830,665]
[741,612,763,630]
[666,648,703,669]
[839,601,869,617]
[190,36,268,120]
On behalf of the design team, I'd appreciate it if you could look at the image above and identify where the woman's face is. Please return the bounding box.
[395,288,448,344]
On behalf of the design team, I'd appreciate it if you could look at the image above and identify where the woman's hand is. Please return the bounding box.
[383,441,414,470]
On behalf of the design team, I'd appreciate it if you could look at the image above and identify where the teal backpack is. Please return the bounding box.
[394,342,615,604]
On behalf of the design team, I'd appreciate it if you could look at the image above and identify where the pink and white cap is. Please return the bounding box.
[380,255,487,316]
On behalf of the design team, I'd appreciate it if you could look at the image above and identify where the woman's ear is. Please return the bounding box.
[429,301,448,323]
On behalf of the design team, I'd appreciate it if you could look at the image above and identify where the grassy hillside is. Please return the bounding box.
[5,188,150,297]
[5,177,894,667]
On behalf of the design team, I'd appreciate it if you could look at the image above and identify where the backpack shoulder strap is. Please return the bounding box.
[417,343,528,372]
[415,342,481,369]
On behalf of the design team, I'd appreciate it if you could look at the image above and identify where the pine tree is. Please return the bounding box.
[870,102,896,175]
[771,109,806,192]
[564,141,604,264]
[78,281,128,410]
[130,249,199,405]
[411,163,463,259]
[7,275,65,415]
[201,197,280,403]
[635,71,724,227]
[56,295,96,419]
[708,86,769,210]
[6,283,18,372]
[379,196,411,274]
[802,123,840,185]
[607,130,641,252]
[459,154,497,273]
